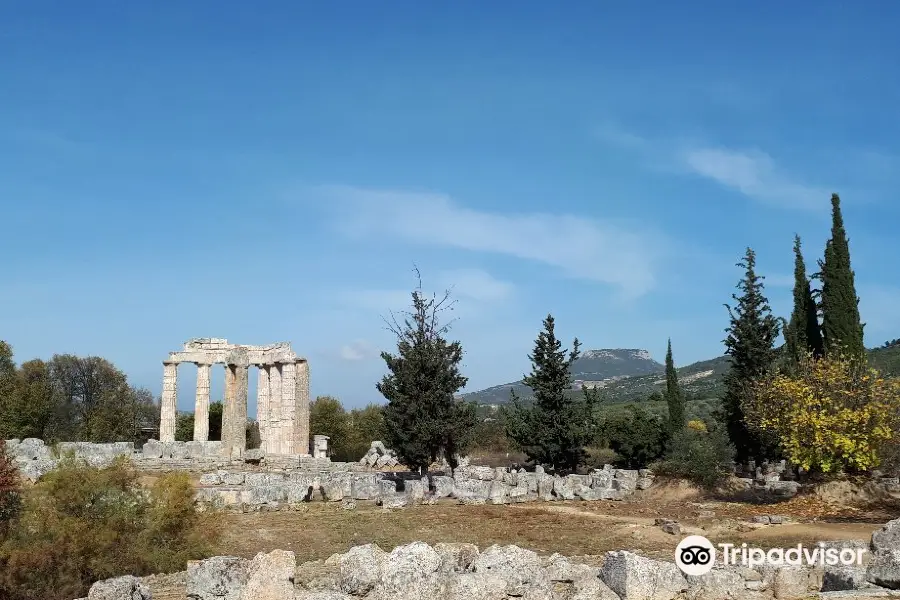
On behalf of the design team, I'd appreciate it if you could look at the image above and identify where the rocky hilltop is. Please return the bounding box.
[463,348,664,405]
[466,344,900,406]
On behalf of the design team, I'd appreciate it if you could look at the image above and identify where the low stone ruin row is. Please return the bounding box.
[194,464,653,510]
[82,516,900,600]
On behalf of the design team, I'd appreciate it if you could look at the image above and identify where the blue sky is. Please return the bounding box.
[2,2,899,413]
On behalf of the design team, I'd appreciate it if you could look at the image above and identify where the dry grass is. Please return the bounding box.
[210,487,890,566]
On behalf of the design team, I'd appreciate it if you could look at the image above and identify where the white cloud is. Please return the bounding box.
[680,147,831,210]
[336,269,514,323]
[319,185,664,298]
[436,268,514,302]
[339,339,381,361]
[594,127,834,211]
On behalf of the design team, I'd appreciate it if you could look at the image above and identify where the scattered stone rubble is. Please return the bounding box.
[358,441,400,469]
[81,518,900,600]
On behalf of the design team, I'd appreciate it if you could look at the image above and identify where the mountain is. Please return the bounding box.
[462,348,664,406]
[465,343,900,407]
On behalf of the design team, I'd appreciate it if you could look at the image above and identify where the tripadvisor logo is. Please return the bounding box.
[675,535,867,575]
[675,535,716,576]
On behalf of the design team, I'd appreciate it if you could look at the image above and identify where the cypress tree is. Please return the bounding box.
[664,338,685,433]
[377,280,475,473]
[820,193,865,359]
[721,248,781,462]
[503,314,597,473]
[785,235,824,366]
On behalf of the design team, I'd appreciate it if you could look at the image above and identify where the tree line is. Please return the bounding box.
[372,193,900,482]
[0,347,157,443]
[1,194,896,482]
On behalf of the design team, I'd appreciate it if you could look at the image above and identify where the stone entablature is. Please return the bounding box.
[165,338,298,366]
[158,338,311,459]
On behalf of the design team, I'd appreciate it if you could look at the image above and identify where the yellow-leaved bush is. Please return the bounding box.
[747,354,900,474]
[687,420,708,432]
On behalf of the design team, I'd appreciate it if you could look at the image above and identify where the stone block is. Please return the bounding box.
[405,480,426,502]
[87,575,151,600]
[431,475,454,498]
[382,494,409,509]
[350,479,382,500]
[187,556,249,600]
[199,472,222,486]
[244,550,295,600]
[600,550,687,600]
[223,472,245,486]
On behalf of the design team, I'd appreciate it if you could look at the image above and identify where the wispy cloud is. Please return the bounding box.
[337,269,514,318]
[339,339,381,361]
[436,268,514,303]
[595,126,834,211]
[680,147,831,210]
[318,185,665,298]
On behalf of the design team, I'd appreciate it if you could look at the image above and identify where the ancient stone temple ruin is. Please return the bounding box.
[160,338,310,457]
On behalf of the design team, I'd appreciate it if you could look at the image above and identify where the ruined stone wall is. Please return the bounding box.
[192,464,652,511]
[82,517,900,600]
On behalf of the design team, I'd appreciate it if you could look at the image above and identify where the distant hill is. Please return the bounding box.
[466,343,900,407]
[462,348,664,406]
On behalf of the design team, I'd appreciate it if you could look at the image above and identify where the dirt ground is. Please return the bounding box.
[147,479,900,599]
[211,484,890,565]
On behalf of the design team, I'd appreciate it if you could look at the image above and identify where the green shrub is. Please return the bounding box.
[603,405,666,468]
[0,457,218,600]
[0,440,21,536]
[654,426,735,489]
[582,446,620,470]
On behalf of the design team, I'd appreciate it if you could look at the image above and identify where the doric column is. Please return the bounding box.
[160,362,178,443]
[268,364,283,454]
[257,366,270,450]
[193,363,211,442]
[221,365,236,457]
[232,365,248,458]
[295,359,310,456]
[281,361,297,455]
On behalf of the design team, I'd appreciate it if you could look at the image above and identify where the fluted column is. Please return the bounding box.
[268,364,283,454]
[160,362,178,443]
[232,365,248,458]
[221,365,236,457]
[281,361,297,455]
[295,359,310,456]
[257,366,270,450]
[193,363,211,442]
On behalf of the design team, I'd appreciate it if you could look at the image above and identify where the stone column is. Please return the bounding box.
[295,359,310,456]
[281,361,297,455]
[160,362,178,443]
[193,363,211,442]
[257,366,270,451]
[268,364,283,454]
[221,365,236,458]
[232,365,248,458]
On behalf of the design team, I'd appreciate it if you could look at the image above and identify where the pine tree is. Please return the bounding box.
[721,248,781,462]
[377,275,475,473]
[503,314,598,473]
[664,339,685,433]
[784,235,824,367]
[820,193,865,359]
